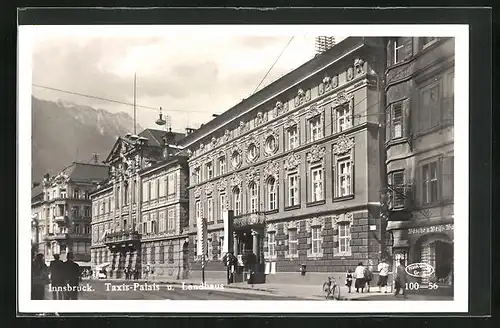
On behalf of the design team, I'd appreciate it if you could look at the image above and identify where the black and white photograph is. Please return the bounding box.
[18,19,470,314]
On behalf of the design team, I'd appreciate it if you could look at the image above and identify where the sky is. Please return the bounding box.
[31,28,331,133]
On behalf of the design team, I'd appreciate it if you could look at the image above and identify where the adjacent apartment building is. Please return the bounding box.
[90,128,190,280]
[179,37,388,283]
[384,37,454,284]
[30,162,109,267]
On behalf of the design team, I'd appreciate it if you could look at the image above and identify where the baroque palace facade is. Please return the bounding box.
[90,128,190,279]
[384,37,454,284]
[31,162,109,267]
[179,37,388,282]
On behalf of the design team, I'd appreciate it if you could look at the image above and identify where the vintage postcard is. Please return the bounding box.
[18,22,468,314]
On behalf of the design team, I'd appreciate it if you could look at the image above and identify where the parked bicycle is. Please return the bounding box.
[322,276,341,300]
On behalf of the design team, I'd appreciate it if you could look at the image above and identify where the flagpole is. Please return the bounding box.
[133,73,137,134]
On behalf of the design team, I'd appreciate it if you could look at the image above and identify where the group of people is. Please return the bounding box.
[31,253,81,300]
[344,258,407,297]
[123,267,140,280]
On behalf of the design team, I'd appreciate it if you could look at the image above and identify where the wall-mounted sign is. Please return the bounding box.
[408,224,453,235]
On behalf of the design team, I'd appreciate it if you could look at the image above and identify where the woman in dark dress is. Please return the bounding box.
[31,253,49,300]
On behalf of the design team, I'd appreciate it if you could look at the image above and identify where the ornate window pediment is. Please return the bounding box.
[194,187,202,198]
[283,115,300,130]
[267,223,277,233]
[263,161,279,180]
[229,173,242,189]
[332,91,354,109]
[305,103,325,120]
[217,178,227,191]
[332,135,355,155]
[205,183,214,195]
[306,216,325,230]
[284,153,301,171]
[306,145,326,163]
[284,220,299,234]
[332,213,354,225]
[246,167,259,185]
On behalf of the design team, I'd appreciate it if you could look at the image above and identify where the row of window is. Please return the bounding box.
[391,37,439,65]
[142,173,177,202]
[141,208,177,235]
[192,104,354,185]
[386,71,454,142]
[194,236,224,260]
[45,188,90,201]
[46,205,91,218]
[388,155,454,208]
[195,156,354,218]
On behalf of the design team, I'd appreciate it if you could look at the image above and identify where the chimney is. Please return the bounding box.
[92,153,99,164]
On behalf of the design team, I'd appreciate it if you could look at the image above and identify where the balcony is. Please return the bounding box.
[53,215,68,223]
[233,212,267,229]
[104,230,141,245]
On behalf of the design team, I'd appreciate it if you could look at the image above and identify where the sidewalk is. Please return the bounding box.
[105,277,396,301]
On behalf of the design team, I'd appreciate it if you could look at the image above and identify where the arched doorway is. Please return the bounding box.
[416,233,453,283]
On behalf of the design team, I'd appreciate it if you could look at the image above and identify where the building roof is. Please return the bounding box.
[178,37,381,147]
[31,184,44,200]
[60,162,110,183]
[138,128,186,147]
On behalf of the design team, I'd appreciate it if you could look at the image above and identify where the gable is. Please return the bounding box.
[103,137,134,164]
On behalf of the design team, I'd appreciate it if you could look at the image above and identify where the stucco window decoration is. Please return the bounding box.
[263,160,280,181]
[264,133,278,155]
[284,153,301,171]
[295,88,312,107]
[284,115,299,130]
[305,103,325,120]
[217,178,227,191]
[354,58,365,76]
[194,187,202,199]
[247,142,259,162]
[332,212,354,225]
[223,129,231,142]
[246,167,259,186]
[306,216,326,258]
[205,182,214,195]
[332,135,355,155]
[306,145,326,163]
[231,145,243,169]
[229,173,243,189]
[332,91,354,108]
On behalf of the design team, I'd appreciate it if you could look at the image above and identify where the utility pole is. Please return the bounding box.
[201,217,207,284]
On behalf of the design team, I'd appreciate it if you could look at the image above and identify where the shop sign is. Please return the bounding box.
[405,262,435,278]
[408,224,453,235]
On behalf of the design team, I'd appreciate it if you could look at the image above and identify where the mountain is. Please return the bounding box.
[31,96,143,183]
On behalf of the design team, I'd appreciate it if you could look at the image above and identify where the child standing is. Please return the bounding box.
[345,269,353,293]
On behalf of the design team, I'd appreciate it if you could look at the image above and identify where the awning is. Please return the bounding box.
[75,261,91,267]
[95,262,111,270]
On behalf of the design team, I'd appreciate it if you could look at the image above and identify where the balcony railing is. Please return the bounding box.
[104,230,141,245]
[53,215,68,223]
[44,232,69,241]
[233,212,266,228]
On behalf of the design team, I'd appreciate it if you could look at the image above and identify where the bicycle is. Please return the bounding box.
[322,276,341,300]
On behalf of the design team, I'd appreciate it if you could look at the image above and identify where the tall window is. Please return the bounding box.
[394,37,405,64]
[73,189,80,199]
[150,245,156,264]
[167,208,175,231]
[219,193,227,217]
[218,236,224,259]
[392,102,403,139]
[60,189,67,199]
[206,162,213,180]
[131,180,136,204]
[123,183,128,205]
[336,105,352,132]
[288,229,298,256]
[268,232,276,257]
[288,174,300,207]
[309,115,323,142]
[168,174,176,196]
[159,177,166,197]
[337,158,352,197]
[193,167,200,184]
[233,187,241,216]
[168,244,174,264]
[207,238,213,260]
[287,126,299,150]
[142,182,148,202]
[249,183,259,213]
[207,198,213,222]
[422,162,438,204]
[338,224,351,254]
[390,170,405,208]
[150,179,157,200]
[159,211,165,232]
[267,178,277,211]
[218,157,226,175]
[311,226,322,255]
[195,201,202,220]
[420,82,440,131]
[159,245,165,264]
[311,167,324,202]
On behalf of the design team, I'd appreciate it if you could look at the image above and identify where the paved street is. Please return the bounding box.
[45,280,312,300]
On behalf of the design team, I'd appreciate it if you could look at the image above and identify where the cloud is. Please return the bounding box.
[31,32,317,133]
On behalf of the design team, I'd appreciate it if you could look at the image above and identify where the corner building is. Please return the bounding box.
[384,37,454,284]
[90,128,190,280]
[180,37,387,283]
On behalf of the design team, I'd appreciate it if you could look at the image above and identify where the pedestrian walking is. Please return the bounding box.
[124,267,129,280]
[354,262,366,293]
[49,254,65,300]
[394,259,407,298]
[345,269,353,293]
[63,252,81,300]
[364,266,373,292]
[377,258,390,293]
[31,253,49,300]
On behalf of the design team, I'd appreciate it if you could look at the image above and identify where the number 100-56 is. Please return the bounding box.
[404,282,439,290]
